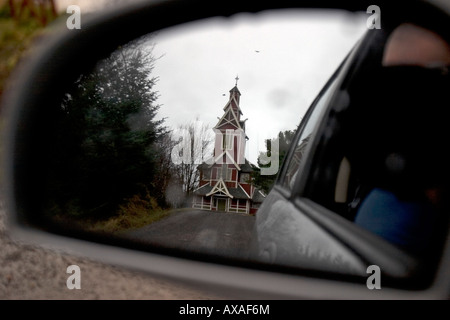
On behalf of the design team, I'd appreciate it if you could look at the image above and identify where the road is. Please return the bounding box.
[124,210,256,260]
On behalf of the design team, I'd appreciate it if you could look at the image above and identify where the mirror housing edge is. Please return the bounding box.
[2,0,450,299]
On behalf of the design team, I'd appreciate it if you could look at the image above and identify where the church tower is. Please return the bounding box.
[192,77,265,214]
[212,76,247,165]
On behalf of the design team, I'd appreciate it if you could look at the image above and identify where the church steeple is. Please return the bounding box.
[212,77,248,163]
[229,75,241,104]
[215,77,244,130]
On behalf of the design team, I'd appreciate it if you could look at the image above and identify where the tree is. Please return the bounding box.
[171,119,214,197]
[153,131,179,207]
[252,129,296,194]
[47,36,167,219]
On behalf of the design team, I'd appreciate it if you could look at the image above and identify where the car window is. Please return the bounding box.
[281,73,341,191]
[298,24,450,260]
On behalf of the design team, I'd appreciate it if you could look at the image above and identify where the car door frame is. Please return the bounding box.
[261,11,450,292]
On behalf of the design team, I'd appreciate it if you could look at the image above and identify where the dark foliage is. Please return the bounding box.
[46,38,168,219]
[252,129,296,194]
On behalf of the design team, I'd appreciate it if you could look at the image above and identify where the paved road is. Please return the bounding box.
[125,210,256,260]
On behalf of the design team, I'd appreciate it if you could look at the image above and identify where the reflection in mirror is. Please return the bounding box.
[44,10,366,267]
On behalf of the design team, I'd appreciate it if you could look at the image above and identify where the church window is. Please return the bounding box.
[240,173,250,183]
[222,131,233,150]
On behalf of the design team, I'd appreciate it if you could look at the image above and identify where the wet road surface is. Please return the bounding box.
[124,209,256,260]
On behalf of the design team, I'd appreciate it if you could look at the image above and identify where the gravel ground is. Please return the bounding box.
[0,202,227,300]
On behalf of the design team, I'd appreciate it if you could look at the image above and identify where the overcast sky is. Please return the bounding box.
[56,2,368,164]
[147,9,367,164]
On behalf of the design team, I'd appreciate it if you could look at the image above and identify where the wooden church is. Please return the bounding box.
[192,78,265,214]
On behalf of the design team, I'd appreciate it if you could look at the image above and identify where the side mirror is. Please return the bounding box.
[3,0,450,299]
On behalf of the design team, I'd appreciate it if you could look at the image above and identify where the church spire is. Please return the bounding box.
[215,77,244,131]
[229,75,241,99]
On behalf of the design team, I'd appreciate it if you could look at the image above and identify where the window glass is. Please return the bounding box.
[282,76,340,190]
[222,130,233,150]
[240,173,250,183]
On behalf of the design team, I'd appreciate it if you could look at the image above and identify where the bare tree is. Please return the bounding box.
[153,132,178,206]
[171,119,214,196]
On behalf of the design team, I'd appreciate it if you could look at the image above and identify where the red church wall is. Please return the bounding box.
[225,181,235,189]
[231,168,237,181]
[241,183,251,195]
[219,124,237,131]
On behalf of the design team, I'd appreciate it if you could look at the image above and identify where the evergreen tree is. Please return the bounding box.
[47,37,167,219]
[252,129,296,194]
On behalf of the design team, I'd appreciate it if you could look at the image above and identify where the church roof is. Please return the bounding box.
[214,105,242,130]
[252,189,266,203]
[194,183,266,202]
[229,85,241,95]
[193,183,213,196]
[206,178,233,198]
[196,156,256,173]
[240,160,258,173]
[193,182,252,200]
[230,186,251,199]
[215,81,243,130]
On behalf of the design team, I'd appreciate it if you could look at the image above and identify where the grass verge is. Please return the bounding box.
[86,208,173,235]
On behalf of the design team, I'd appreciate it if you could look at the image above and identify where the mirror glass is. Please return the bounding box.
[44,9,367,271]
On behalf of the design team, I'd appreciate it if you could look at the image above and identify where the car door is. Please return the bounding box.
[252,48,369,277]
[253,16,450,290]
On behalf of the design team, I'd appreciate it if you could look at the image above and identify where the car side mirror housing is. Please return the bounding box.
[3,0,450,299]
